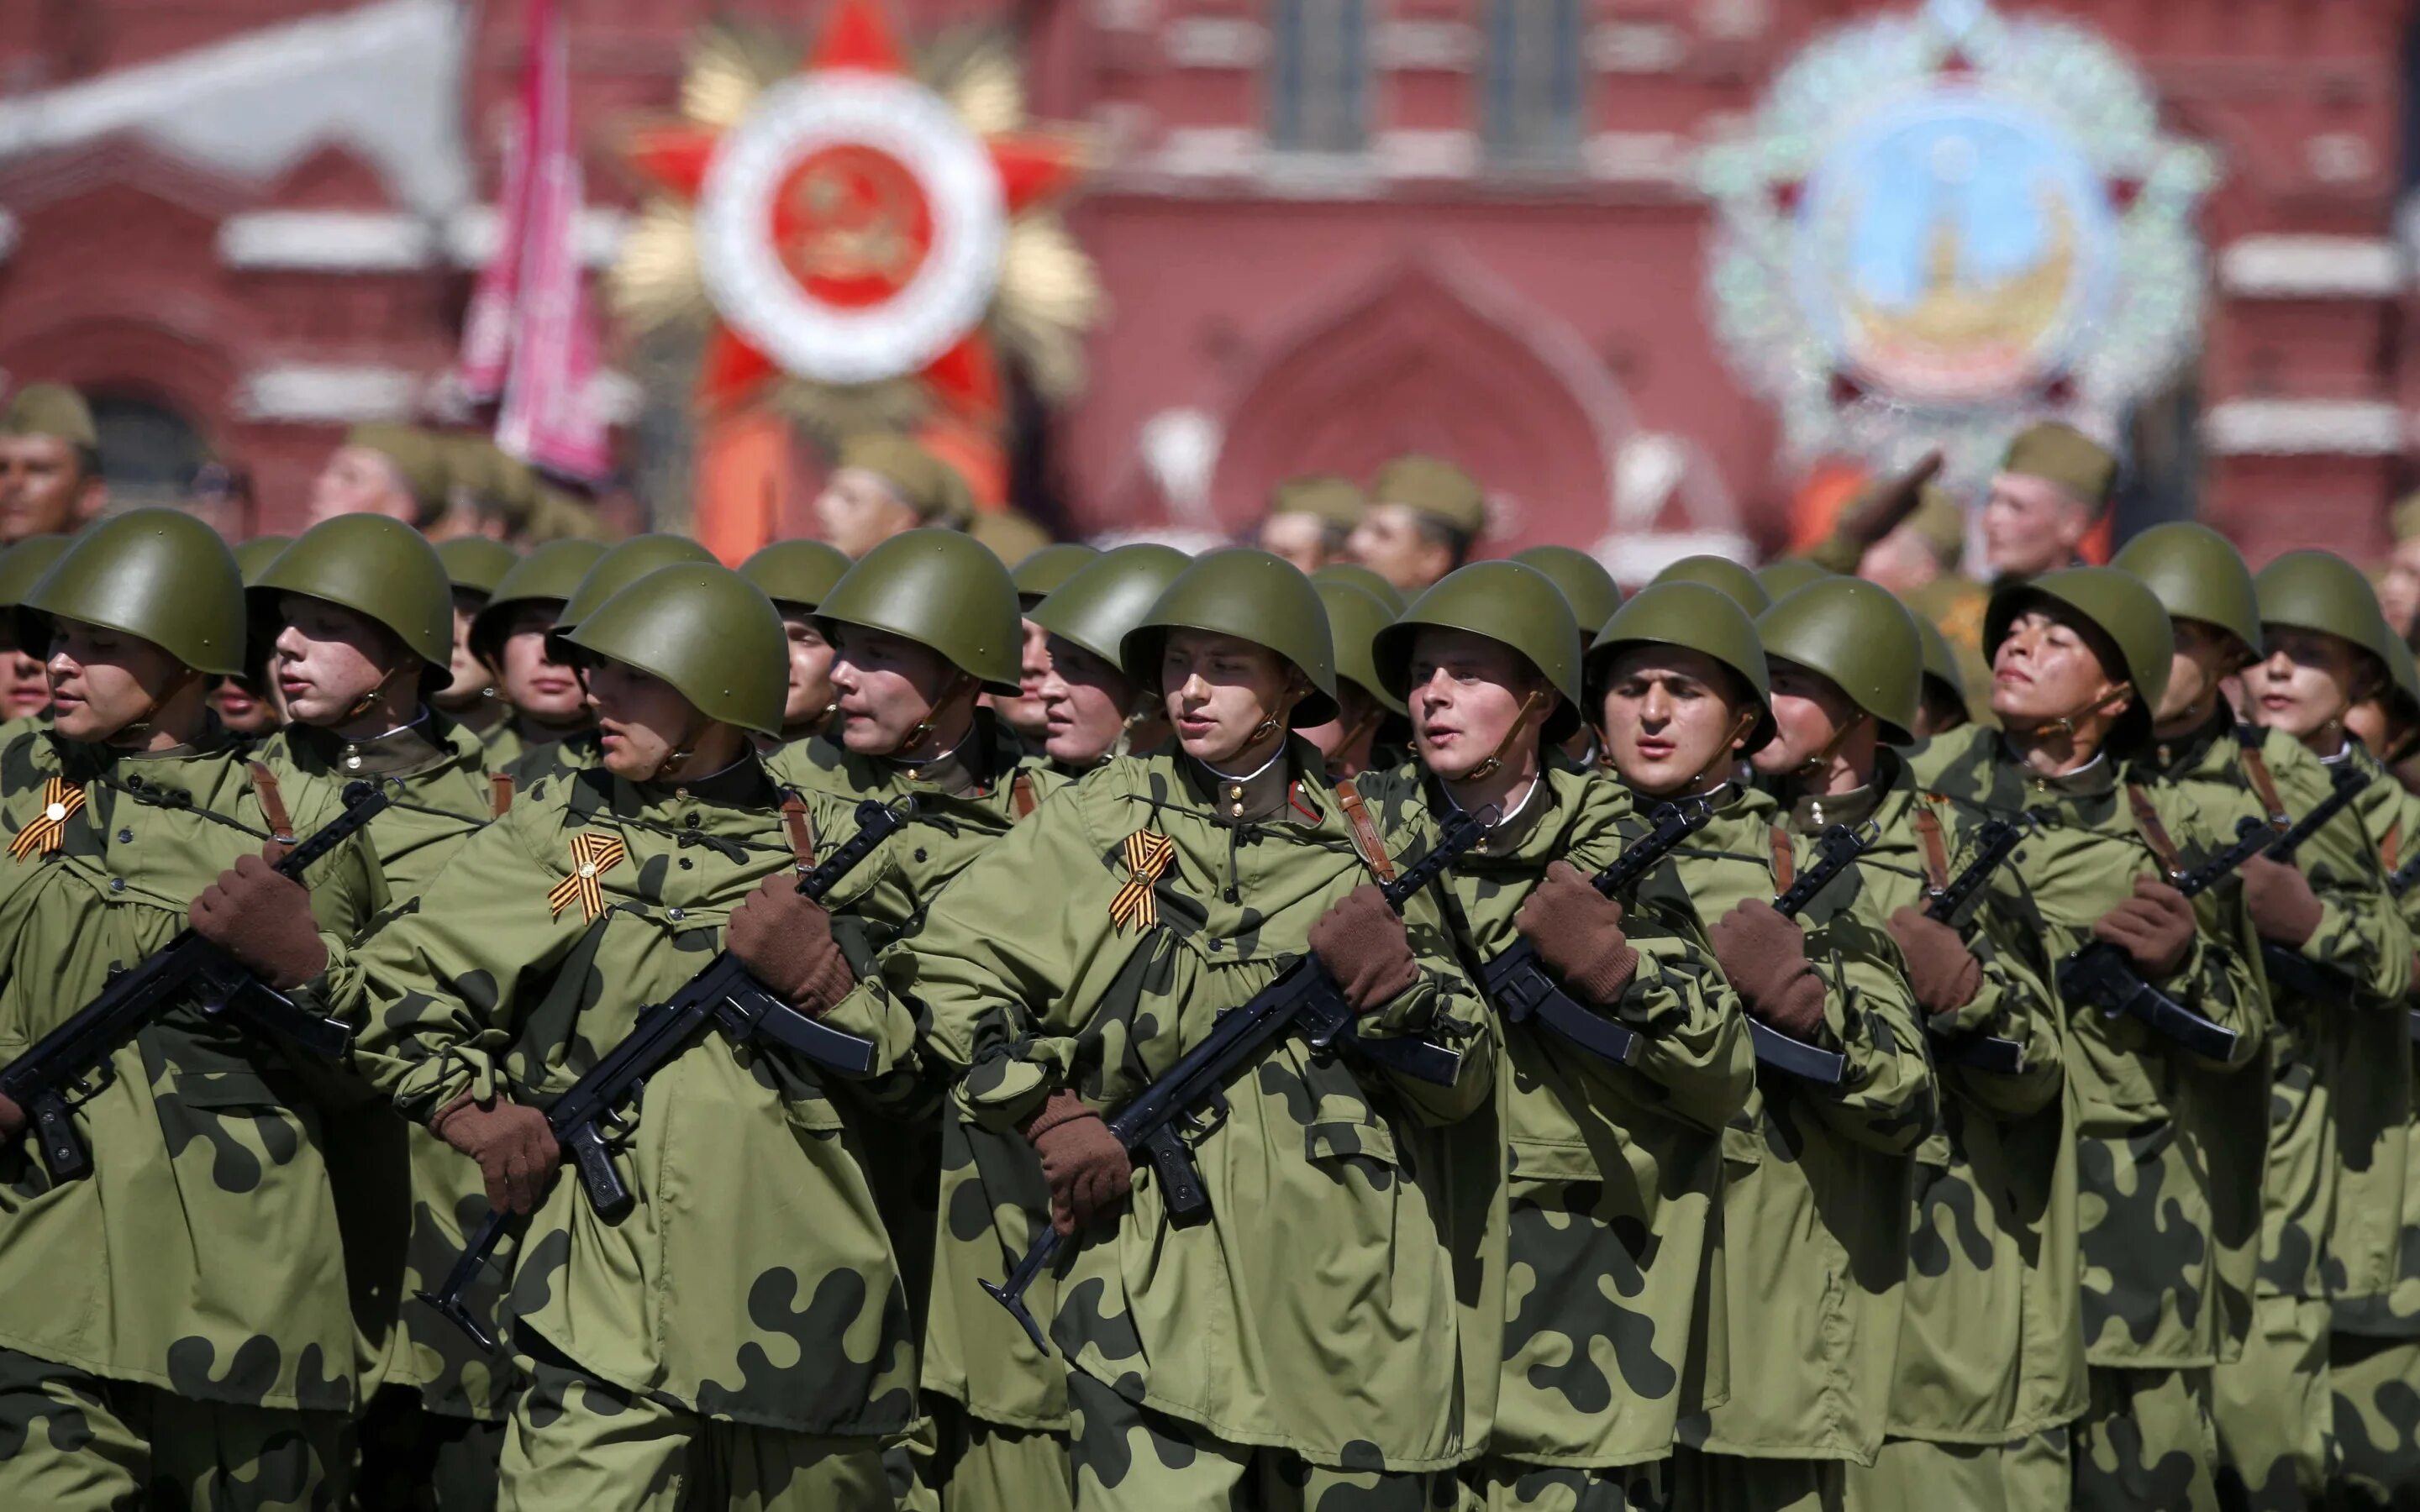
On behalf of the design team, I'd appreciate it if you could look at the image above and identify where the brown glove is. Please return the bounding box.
[1019,1089,1130,1236]
[1308,884,1419,1015]
[2091,875,2196,978]
[430,1094,560,1215]
[1886,907,1982,1014]
[2239,854,2323,948]
[0,1092,21,1140]
[724,873,855,1013]
[1708,900,1828,1040]
[1513,862,1640,1008]
[189,851,326,989]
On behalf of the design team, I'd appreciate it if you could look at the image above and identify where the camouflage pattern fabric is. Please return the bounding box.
[2328,1331,2420,1509]
[923,1395,1075,1512]
[2071,1363,2222,1512]
[1842,1425,2071,1511]
[1461,1455,1671,1512]
[2212,1294,2332,1510]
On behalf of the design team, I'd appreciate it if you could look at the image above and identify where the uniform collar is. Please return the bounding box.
[632,750,776,811]
[2146,703,2234,780]
[1786,780,1880,835]
[2002,738,2115,799]
[308,707,448,777]
[1186,741,1296,824]
[888,719,982,796]
[447,696,508,738]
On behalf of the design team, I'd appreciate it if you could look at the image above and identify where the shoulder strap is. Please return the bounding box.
[1912,799,1952,893]
[2385,818,2402,877]
[488,773,515,820]
[1332,777,1398,885]
[1011,770,1039,820]
[780,793,818,871]
[2235,742,2291,827]
[2124,782,2186,880]
[1768,822,1796,892]
[246,760,296,861]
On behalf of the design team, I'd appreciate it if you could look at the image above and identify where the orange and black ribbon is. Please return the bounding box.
[9,778,84,862]
[546,832,629,921]
[1108,829,1176,932]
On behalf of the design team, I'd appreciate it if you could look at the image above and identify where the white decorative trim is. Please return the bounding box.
[1092,0,1157,33]
[234,363,425,423]
[1583,132,1694,186]
[1589,23,1689,74]
[0,208,17,265]
[1163,18,1267,68]
[2219,236,2402,299]
[444,206,628,270]
[2202,398,2406,457]
[1597,532,1758,586]
[1374,21,1478,71]
[1373,129,1478,180]
[218,210,437,270]
[1148,128,1268,179]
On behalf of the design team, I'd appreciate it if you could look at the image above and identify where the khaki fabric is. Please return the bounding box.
[2071,1364,2220,1512]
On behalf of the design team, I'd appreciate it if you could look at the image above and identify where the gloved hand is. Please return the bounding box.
[1019,1089,1129,1236]
[0,1092,21,1140]
[430,1094,560,1215]
[189,851,326,988]
[1709,900,1827,1040]
[1308,885,1419,1015]
[1886,907,1983,1013]
[725,873,855,1013]
[2092,875,2197,978]
[2239,854,2323,948]
[1514,862,1640,1007]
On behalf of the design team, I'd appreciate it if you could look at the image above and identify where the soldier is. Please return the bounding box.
[1346,454,1486,596]
[466,538,607,772]
[818,432,977,559]
[1649,554,1770,616]
[309,423,452,532]
[1311,560,1407,615]
[1257,475,1364,575]
[1026,543,1189,774]
[1809,453,1993,705]
[1512,544,1624,768]
[853,547,1497,1509]
[0,509,380,1506]
[2376,493,2420,644]
[998,543,1102,752]
[1919,568,2269,1509]
[433,536,520,750]
[1754,556,1830,600]
[1980,422,2114,584]
[1908,612,1975,743]
[739,537,853,749]
[1356,562,1749,1512]
[0,534,71,730]
[1586,584,1934,1509]
[0,382,108,541]
[1754,580,2076,1506]
[211,536,296,739]
[1302,577,1407,780]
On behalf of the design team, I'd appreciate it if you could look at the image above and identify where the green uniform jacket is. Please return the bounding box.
[1920,726,2269,1370]
[1669,780,1933,1465]
[1359,759,1752,1468]
[2333,770,2420,1339]
[308,759,919,1438]
[0,730,378,1412]
[866,741,1501,1471]
[1857,749,2083,1443]
[502,727,600,790]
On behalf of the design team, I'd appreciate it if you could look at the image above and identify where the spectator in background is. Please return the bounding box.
[1980,420,2115,581]
[1256,474,1364,575]
[183,461,256,541]
[0,383,108,543]
[2375,493,2420,644]
[1345,454,1486,596]
[814,431,976,558]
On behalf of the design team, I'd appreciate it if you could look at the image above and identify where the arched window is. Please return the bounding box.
[88,393,209,513]
[1484,0,1584,167]
[1270,0,1369,154]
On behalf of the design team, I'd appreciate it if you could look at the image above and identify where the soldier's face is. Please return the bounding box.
[1751,659,1863,781]
[988,618,1052,743]
[1038,634,1137,764]
[1258,513,1331,575]
[308,445,414,528]
[2155,617,2245,728]
[209,675,280,736]
[829,626,967,755]
[817,469,921,559]
[1160,629,1300,766]
[0,633,45,722]
[1989,608,2127,728]
[2379,536,2420,640]
[778,612,837,728]
[272,594,407,730]
[2249,627,2374,743]
[497,604,587,725]
[1597,645,1751,797]
[45,617,186,743]
[0,435,100,542]
[1981,473,2091,580]
[437,589,492,707]
[588,659,710,780]
[1345,506,1453,594]
[1406,627,1544,784]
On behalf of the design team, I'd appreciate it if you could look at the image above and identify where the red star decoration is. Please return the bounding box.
[626,0,1084,417]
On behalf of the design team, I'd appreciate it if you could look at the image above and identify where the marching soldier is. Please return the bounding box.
[0,533,71,732]
[1980,423,2115,586]
[466,538,606,772]
[818,433,977,560]
[0,382,108,541]
[739,538,853,749]
[1357,562,1749,1511]
[1024,543,1189,774]
[434,536,520,752]
[0,509,381,1506]
[1347,454,1487,597]
[1302,577,1405,780]
[1256,475,1364,576]
[997,543,1102,753]
[1510,544,1624,768]
[1649,555,1770,617]
[210,535,295,739]
[310,423,452,533]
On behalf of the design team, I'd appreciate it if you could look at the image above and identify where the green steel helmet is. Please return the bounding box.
[1912,611,1966,711]
[1651,554,1771,615]
[468,537,606,668]
[234,534,295,587]
[1011,542,1101,608]
[815,528,1023,694]
[19,508,247,677]
[0,534,73,611]
[2254,549,2404,674]
[250,513,454,671]
[565,564,786,738]
[1511,545,1623,635]
[1984,566,2175,750]
[1315,579,1407,718]
[1586,580,1774,748]
[1029,543,1192,675]
[555,534,719,633]
[435,535,519,599]
[739,538,851,612]
[1755,557,1833,600]
[1311,561,1407,614]
[1375,561,1582,738]
[1122,548,1339,727]
[1754,578,1923,747]
[2112,522,2261,657]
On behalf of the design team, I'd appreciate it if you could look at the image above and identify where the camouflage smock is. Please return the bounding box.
[1358,759,1753,1468]
[873,741,1502,1472]
[308,757,919,1438]
[0,729,377,1413]
[1666,778,1934,1466]
[2333,770,2420,1340]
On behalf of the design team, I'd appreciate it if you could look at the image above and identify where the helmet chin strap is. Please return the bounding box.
[884,671,975,759]
[650,704,717,783]
[1791,710,1870,783]
[334,660,414,729]
[110,665,204,749]
[2022,680,2131,742]
[1683,707,1760,795]
[1460,687,1547,783]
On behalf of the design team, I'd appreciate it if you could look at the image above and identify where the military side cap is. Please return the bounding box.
[1317,580,1407,717]
[450,438,541,528]
[971,508,1051,565]
[1652,554,1771,615]
[436,536,520,598]
[0,534,73,610]
[1512,545,1623,634]
[1010,540,1100,606]
[837,432,975,529]
[2393,492,2420,545]
[740,538,852,612]
[1269,475,1366,531]
[2,383,97,448]
[2002,421,2117,510]
[1312,562,1407,614]
[234,534,296,588]
[2111,522,2260,656]
[1370,454,1486,538]
[1587,580,1774,748]
[345,423,454,515]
